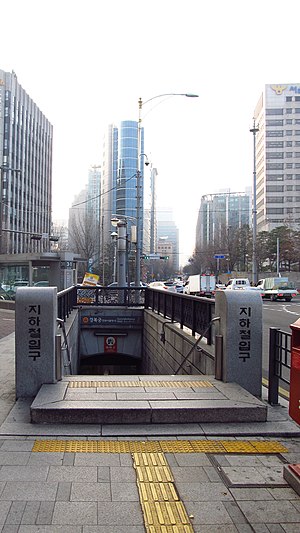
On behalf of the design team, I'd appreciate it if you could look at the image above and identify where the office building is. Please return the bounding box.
[157,209,179,272]
[196,190,251,249]
[254,84,300,232]
[100,121,144,272]
[0,70,53,253]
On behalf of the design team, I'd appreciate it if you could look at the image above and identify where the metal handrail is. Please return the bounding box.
[268,327,291,405]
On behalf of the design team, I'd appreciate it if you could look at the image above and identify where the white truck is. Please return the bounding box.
[256,277,297,302]
[225,278,251,290]
[184,274,216,297]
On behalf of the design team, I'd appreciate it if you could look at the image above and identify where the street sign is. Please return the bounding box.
[214,254,225,259]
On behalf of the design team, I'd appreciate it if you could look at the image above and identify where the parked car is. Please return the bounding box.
[0,287,13,300]
[34,280,49,287]
[148,281,176,292]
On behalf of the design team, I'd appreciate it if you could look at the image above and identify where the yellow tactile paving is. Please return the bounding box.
[137,482,179,502]
[133,452,194,532]
[32,439,289,454]
[68,380,214,388]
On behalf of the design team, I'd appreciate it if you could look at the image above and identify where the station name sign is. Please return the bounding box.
[81,315,143,327]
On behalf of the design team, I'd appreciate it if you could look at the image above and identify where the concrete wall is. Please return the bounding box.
[143,309,215,375]
[60,309,80,375]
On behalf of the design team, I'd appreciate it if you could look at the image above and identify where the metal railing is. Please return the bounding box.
[57,285,146,320]
[57,286,215,345]
[144,289,215,344]
[268,327,291,405]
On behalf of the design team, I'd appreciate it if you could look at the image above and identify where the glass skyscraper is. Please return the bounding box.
[101,120,144,262]
[196,190,252,250]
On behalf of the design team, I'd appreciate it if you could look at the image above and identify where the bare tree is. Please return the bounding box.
[68,211,100,276]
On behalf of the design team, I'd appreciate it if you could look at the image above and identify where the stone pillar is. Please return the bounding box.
[215,290,262,397]
[15,287,57,398]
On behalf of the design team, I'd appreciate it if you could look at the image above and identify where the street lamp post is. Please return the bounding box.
[111,231,118,282]
[250,119,259,285]
[135,92,199,287]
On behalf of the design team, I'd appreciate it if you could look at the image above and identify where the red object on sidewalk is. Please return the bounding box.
[289,464,300,477]
[289,319,300,424]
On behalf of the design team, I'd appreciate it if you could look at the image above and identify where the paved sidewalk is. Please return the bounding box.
[0,327,300,531]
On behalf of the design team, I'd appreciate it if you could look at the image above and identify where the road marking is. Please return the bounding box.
[282,305,300,315]
[262,377,290,399]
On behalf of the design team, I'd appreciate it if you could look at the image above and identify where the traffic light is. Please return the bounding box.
[142,255,149,260]
[160,256,169,260]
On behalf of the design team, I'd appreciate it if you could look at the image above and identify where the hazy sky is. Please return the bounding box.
[2,0,299,264]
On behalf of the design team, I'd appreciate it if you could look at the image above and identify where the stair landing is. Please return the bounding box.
[30,375,267,425]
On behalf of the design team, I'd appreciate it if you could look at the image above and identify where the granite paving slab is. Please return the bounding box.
[236,500,300,524]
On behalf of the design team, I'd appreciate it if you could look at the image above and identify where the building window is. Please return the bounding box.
[266,108,284,115]
[286,152,293,158]
[286,96,293,102]
[296,108,300,113]
[266,185,284,192]
[266,208,284,214]
[296,131,300,135]
[266,130,283,137]
[266,120,283,126]
[286,185,293,191]
[266,175,283,181]
[266,163,284,170]
[286,130,293,136]
[267,152,284,159]
[285,108,293,114]
[286,119,293,124]
[266,197,284,203]
[286,163,293,168]
[286,141,293,147]
[266,141,284,148]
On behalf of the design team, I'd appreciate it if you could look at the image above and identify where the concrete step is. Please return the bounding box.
[30,375,268,425]
[283,464,300,496]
